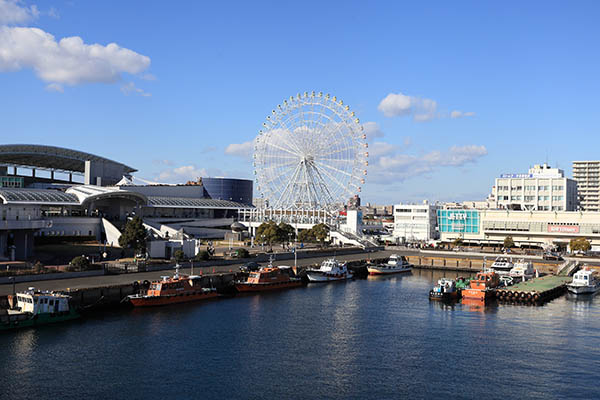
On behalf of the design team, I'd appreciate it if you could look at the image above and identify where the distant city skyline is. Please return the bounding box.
[1,1,599,205]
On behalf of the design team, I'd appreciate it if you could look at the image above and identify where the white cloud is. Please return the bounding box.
[0,0,38,24]
[225,141,254,159]
[121,81,151,97]
[450,110,476,119]
[378,92,476,122]
[377,92,413,117]
[368,143,488,183]
[362,121,385,140]
[378,92,439,121]
[45,82,63,92]
[0,26,151,87]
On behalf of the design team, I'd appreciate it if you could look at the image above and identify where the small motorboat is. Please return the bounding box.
[429,278,459,301]
[367,254,412,275]
[306,258,353,282]
[567,267,600,295]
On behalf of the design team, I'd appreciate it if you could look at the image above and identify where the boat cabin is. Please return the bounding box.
[436,278,456,293]
[15,288,70,314]
[320,259,346,272]
[490,257,514,274]
[387,255,408,266]
[147,273,202,297]
[469,272,500,290]
[572,269,595,286]
[247,267,290,284]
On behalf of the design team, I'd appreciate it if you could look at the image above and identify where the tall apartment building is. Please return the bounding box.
[393,201,439,241]
[573,161,600,212]
[492,163,578,211]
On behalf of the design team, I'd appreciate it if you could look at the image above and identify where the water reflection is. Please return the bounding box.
[461,298,499,314]
[366,272,411,282]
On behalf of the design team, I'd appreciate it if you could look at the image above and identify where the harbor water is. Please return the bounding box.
[2,269,600,399]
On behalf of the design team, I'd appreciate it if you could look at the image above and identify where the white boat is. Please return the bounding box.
[306,258,353,282]
[367,254,412,275]
[489,257,514,277]
[509,260,536,282]
[567,268,600,295]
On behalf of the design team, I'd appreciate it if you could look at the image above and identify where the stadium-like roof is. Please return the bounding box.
[0,144,136,174]
[147,196,249,209]
[66,185,147,205]
[0,188,79,205]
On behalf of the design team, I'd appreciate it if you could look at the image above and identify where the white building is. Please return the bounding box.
[492,163,578,211]
[438,208,600,251]
[393,201,439,242]
[572,161,600,212]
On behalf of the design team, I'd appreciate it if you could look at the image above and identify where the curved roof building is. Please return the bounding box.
[0,144,136,186]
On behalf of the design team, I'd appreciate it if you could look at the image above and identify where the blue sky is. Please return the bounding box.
[1,1,599,204]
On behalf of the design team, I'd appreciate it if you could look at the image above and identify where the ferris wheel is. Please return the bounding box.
[254,91,368,210]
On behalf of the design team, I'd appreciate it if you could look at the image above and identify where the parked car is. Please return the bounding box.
[239,262,261,273]
[543,252,563,261]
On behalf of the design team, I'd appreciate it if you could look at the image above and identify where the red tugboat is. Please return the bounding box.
[461,270,500,301]
[235,262,304,293]
[128,266,217,307]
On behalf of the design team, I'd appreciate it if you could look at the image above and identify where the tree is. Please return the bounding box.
[298,229,316,243]
[255,221,281,250]
[278,222,295,243]
[312,223,330,247]
[503,236,515,249]
[119,216,147,253]
[570,238,591,253]
[174,249,185,262]
[452,237,463,247]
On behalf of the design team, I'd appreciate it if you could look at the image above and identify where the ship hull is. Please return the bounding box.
[567,284,600,295]
[0,309,80,331]
[461,288,494,301]
[368,266,412,275]
[429,290,459,301]
[128,290,218,307]
[235,280,304,292]
[306,272,353,282]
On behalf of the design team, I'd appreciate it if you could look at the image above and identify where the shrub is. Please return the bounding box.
[236,248,250,259]
[70,256,90,271]
[194,251,210,261]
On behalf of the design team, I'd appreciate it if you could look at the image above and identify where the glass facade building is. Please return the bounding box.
[201,178,253,206]
[437,210,480,234]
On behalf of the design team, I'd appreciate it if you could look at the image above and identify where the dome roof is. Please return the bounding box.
[231,222,245,232]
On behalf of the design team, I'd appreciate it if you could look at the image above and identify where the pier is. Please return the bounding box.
[495,275,573,305]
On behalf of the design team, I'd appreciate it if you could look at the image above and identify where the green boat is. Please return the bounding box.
[0,288,80,332]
